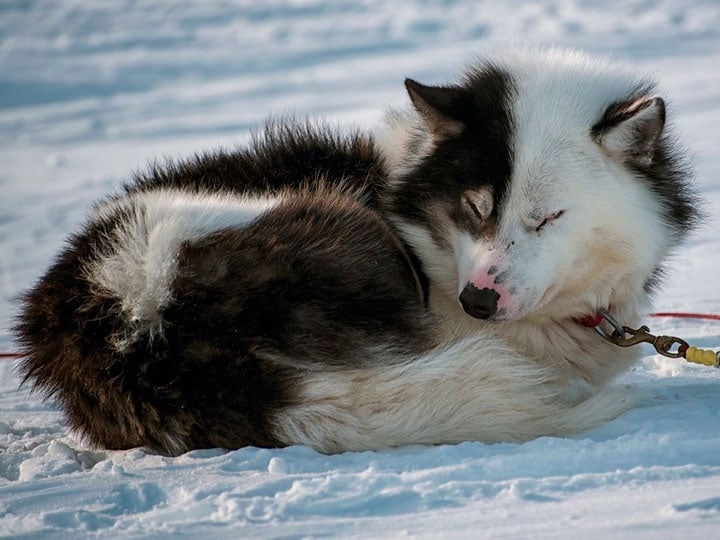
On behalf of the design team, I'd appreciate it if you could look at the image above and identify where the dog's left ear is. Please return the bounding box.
[593,96,666,168]
[405,79,467,138]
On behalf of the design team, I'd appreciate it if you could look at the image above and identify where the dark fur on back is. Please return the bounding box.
[129,122,388,203]
[15,124,430,455]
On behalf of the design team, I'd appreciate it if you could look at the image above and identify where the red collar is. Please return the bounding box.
[575,312,604,327]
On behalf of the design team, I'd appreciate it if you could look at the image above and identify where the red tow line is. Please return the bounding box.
[650,312,720,321]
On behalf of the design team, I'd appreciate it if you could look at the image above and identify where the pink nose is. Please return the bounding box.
[459,283,499,319]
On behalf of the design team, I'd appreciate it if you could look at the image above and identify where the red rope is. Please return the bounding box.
[650,312,720,321]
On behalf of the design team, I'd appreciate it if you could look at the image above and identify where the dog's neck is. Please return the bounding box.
[426,283,647,388]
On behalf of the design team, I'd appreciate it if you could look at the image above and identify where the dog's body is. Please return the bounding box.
[16,49,696,455]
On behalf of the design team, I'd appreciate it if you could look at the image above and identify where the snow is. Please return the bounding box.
[1,0,720,537]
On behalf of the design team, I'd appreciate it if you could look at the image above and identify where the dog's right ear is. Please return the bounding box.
[405,79,466,138]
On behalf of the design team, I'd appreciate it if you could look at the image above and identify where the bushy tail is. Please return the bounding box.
[271,335,641,453]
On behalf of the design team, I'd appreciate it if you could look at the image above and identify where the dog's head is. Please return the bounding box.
[381,49,696,322]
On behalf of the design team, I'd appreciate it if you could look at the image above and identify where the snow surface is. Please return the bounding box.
[1,1,720,537]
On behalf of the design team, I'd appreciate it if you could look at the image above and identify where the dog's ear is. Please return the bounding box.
[593,96,666,168]
[405,79,467,138]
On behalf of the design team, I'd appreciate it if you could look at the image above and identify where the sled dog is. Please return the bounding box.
[16,48,696,455]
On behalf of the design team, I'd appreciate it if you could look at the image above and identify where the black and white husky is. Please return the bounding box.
[16,48,696,455]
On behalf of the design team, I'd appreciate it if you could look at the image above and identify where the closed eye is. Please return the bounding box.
[535,210,565,232]
[463,194,484,223]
